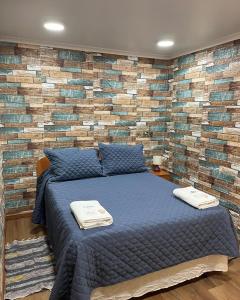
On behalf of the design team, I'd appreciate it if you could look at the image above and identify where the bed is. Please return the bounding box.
[33,157,239,300]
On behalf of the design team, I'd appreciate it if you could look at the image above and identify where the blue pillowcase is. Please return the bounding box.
[99,143,147,175]
[44,147,103,181]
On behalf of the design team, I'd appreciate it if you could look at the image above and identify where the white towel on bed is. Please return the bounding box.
[70,200,113,229]
[173,186,219,209]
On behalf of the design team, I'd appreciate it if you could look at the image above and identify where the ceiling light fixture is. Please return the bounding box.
[44,22,65,32]
[157,40,174,47]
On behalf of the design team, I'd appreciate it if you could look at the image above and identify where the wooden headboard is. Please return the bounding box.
[36,157,50,177]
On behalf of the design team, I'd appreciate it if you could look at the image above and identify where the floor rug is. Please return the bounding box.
[5,236,55,299]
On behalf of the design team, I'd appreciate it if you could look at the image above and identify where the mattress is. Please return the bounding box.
[33,172,239,300]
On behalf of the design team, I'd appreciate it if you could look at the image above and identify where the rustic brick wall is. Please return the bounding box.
[169,40,240,222]
[0,40,239,216]
[0,42,172,213]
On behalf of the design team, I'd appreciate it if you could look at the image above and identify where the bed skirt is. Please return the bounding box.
[91,255,228,300]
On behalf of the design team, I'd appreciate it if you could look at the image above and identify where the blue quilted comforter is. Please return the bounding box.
[33,172,239,300]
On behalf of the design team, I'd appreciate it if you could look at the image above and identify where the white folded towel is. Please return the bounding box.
[70,200,113,229]
[173,186,219,209]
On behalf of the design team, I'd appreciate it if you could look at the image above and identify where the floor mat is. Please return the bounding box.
[5,236,55,299]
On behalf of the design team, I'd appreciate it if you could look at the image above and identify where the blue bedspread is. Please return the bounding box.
[33,172,239,300]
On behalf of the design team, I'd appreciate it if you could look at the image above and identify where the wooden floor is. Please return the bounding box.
[5,216,240,300]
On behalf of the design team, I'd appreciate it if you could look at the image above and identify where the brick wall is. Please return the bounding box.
[0,40,239,216]
[0,42,172,212]
[169,40,240,223]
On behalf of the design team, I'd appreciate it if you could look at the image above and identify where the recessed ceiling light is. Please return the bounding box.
[157,40,174,47]
[44,22,64,32]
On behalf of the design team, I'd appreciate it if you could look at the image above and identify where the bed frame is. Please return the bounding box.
[36,157,50,177]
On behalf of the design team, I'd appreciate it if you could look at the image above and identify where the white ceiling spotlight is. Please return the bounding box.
[44,22,65,32]
[157,40,174,48]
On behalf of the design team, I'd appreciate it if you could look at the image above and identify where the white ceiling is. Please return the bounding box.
[0,0,240,59]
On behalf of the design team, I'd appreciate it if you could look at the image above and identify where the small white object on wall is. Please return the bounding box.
[152,156,166,171]
[153,156,163,166]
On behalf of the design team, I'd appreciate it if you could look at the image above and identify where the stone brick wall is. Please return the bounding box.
[0,40,239,216]
[169,40,240,221]
[0,42,172,213]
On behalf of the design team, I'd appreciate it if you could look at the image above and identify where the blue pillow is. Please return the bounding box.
[99,143,147,175]
[44,147,103,181]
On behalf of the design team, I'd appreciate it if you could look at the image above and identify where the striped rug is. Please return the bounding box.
[5,236,55,300]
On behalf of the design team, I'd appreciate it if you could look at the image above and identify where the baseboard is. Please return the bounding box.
[6,210,33,221]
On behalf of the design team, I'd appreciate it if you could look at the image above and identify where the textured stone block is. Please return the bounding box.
[206,64,228,73]
[177,54,195,65]
[205,149,228,160]
[150,125,166,132]
[58,50,86,61]
[212,169,235,183]
[52,113,79,121]
[94,91,116,98]
[101,80,123,89]
[3,165,29,175]
[44,125,72,132]
[109,130,130,137]
[115,120,136,126]
[150,83,169,91]
[213,47,238,59]
[174,68,189,76]
[214,77,233,84]
[175,123,190,130]
[0,127,24,134]
[94,55,117,64]
[0,114,32,123]
[156,73,170,80]
[60,89,86,98]
[0,55,21,64]
[68,79,93,86]
[202,125,223,132]
[176,90,192,98]
[209,91,234,101]
[208,112,231,121]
